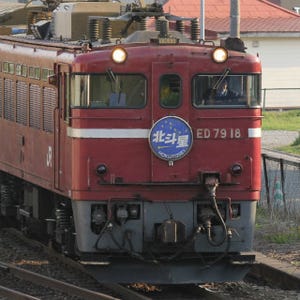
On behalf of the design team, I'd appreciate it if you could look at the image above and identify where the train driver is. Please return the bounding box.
[215,80,239,101]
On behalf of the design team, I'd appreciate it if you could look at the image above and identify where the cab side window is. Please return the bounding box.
[71,74,146,108]
[160,74,181,108]
[192,74,261,107]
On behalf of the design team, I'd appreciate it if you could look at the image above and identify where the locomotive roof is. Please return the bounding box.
[0,28,195,51]
[0,1,248,55]
[0,1,200,50]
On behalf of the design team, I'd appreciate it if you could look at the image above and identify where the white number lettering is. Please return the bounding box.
[197,128,210,139]
[220,128,227,139]
[196,128,242,139]
[235,128,241,138]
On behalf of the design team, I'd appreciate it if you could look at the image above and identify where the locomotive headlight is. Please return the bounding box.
[212,47,228,63]
[112,47,127,64]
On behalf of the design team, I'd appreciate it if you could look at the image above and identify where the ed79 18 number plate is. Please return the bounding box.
[196,128,242,139]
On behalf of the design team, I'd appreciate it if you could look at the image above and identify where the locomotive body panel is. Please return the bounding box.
[0,121,53,186]
[67,113,261,198]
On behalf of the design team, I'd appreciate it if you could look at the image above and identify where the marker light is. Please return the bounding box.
[212,47,228,63]
[112,47,127,64]
[96,164,107,176]
[231,163,243,176]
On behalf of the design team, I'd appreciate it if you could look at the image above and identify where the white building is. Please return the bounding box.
[164,0,300,108]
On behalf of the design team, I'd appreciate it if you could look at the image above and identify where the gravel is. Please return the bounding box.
[262,130,299,149]
[0,229,108,299]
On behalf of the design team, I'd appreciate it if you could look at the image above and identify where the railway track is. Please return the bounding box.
[0,229,227,299]
[0,228,227,299]
[0,227,299,300]
[0,261,120,300]
[0,285,41,300]
[0,228,153,300]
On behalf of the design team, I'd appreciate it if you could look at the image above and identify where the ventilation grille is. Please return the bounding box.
[43,87,56,132]
[4,79,15,121]
[16,81,28,126]
[29,84,41,129]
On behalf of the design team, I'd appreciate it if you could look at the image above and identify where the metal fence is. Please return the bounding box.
[261,153,300,220]
[262,88,300,109]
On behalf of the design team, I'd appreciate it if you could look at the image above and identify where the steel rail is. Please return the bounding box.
[0,261,120,300]
[4,228,153,300]
[0,284,41,300]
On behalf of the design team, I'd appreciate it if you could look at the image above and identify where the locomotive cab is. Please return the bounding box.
[67,39,261,283]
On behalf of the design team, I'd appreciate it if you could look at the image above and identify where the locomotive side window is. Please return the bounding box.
[64,73,71,123]
[29,67,35,79]
[3,62,14,74]
[71,74,146,108]
[160,74,181,108]
[21,65,27,77]
[42,69,50,81]
[73,75,89,107]
[192,74,261,107]
[29,67,41,80]
[3,62,8,73]
[8,63,14,74]
[16,64,22,76]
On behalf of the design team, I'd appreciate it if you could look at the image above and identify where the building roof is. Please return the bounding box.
[163,0,300,35]
[0,2,44,26]
[0,2,24,16]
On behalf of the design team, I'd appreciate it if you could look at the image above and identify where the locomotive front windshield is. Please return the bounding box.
[70,73,260,109]
[71,73,146,108]
[192,74,261,107]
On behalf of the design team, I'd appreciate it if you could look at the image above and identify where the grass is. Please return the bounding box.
[259,111,300,248]
[278,136,300,155]
[265,227,300,244]
[262,109,300,131]
[263,109,300,154]
[256,207,300,245]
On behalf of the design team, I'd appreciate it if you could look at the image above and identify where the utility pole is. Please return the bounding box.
[230,0,240,38]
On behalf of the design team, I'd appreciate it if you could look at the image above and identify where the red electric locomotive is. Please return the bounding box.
[0,1,262,283]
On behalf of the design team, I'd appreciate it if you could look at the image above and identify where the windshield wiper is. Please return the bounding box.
[213,68,231,90]
[107,68,116,82]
